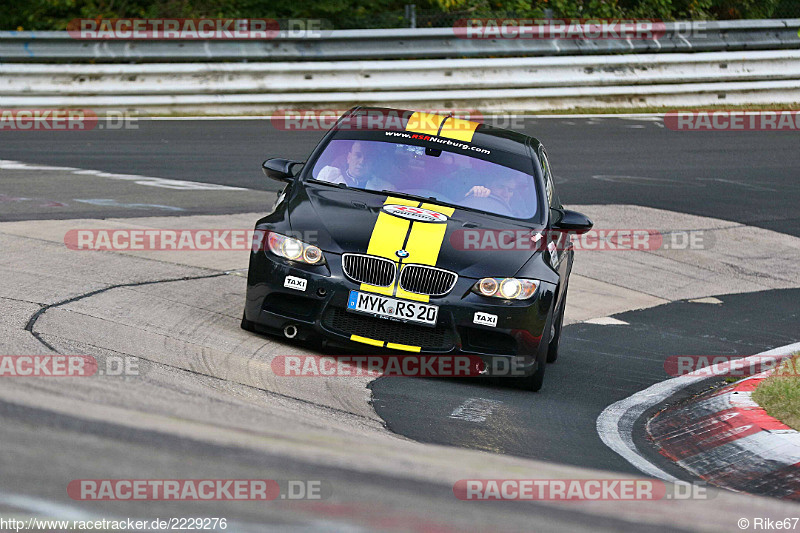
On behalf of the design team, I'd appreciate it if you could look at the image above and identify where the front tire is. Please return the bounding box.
[520,355,547,392]
[515,304,555,392]
[241,310,256,332]
[547,282,568,363]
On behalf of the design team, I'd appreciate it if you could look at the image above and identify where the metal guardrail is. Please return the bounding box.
[2,50,799,113]
[1,20,798,113]
[3,50,800,96]
[1,19,799,62]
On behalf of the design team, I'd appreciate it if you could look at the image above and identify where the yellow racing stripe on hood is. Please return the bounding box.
[405,112,447,136]
[406,112,479,142]
[360,196,417,296]
[394,203,456,303]
[440,116,479,142]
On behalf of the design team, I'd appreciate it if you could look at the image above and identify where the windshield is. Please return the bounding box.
[309,138,540,220]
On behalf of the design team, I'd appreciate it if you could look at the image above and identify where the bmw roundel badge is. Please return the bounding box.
[396,249,410,259]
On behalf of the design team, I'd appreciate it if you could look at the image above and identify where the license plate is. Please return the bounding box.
[347,290,438,326]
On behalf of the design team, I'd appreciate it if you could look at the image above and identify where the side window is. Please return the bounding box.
[539,148,560,208]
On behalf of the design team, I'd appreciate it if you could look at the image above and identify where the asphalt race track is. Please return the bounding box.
[372,288,800,474]
[2,116,799,237]
[1,116,799,531]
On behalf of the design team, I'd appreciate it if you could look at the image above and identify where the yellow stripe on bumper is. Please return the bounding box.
[350,334,384,347]
[386,342,422,352]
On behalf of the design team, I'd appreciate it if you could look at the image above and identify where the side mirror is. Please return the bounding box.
[262,158,303,182]
[550,208,593,234]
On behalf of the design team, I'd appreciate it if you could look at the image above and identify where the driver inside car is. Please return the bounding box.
[461,174,523,218]
[439,156,510,202]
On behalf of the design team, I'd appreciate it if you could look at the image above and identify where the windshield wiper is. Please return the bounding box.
[381,190,438,203]
[307,182,442,205]
[306,178,346,189]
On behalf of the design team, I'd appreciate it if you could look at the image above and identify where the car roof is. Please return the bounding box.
[338,106,544,156]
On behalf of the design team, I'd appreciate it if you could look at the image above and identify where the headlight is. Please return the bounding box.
[473,278,538,300]
[267,232,325,265]
[478,278,498,296]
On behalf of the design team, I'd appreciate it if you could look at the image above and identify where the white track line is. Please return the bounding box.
[0,159,246,191]
[596,341,800,481]
[584,317,629,325]
[449,398,503,422]
[688,297,723,304]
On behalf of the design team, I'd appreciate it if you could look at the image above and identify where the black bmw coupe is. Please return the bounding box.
[242,107,592,391]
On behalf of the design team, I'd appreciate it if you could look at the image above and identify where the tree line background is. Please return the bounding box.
[2,0,798,31]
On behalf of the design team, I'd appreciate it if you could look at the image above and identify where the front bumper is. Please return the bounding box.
[244,248,556,376]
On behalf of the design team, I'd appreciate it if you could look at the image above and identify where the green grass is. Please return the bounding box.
[752,352,800,431]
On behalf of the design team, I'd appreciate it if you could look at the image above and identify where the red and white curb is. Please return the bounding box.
[648,371,800,498]
[597,342,800,485]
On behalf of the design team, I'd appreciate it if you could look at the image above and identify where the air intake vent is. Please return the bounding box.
[398,264,457,296]
[342,253,396,287]
[322,307,455,350]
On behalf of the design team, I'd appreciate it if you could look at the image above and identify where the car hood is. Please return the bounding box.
[288,183,542,278]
